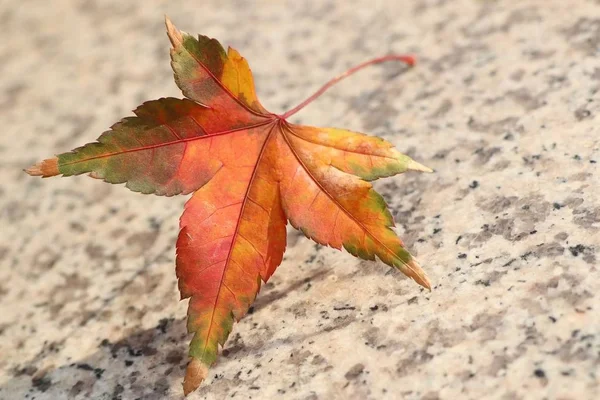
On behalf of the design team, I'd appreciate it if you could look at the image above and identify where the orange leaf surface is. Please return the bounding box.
[26,17,433,395]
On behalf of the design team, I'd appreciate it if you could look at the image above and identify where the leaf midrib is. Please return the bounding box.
[286,127,398,160]
[199,121,279,360]
[59,120,274,167]
[176,37,269,119]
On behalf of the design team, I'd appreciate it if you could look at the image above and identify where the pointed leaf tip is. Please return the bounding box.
[420,274,432,291]
[406,258,432,290]
[407,159,434,173]
[165,16,182,47]
[25,157,59,177]
[183,358,209,395]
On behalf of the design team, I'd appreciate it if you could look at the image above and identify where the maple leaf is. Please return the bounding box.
[26,17,433,395]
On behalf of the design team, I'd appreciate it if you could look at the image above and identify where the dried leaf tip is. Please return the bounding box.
[408,258,432,291]
[407,159,434,173]
[24,157,59,177]
[165,16,183,47]
[183,358,209,396]
[419,274,432,291]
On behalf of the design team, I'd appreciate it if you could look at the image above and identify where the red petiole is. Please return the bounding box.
[279,54,415,119]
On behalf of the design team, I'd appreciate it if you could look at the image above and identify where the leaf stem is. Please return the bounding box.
[280,54,415,119]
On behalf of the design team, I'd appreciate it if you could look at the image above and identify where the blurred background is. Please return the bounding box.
[1,1,599,399]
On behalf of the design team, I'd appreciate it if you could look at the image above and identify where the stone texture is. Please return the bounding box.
[0,0,599,399]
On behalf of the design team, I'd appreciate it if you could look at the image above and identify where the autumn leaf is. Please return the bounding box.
[26,17,433,395]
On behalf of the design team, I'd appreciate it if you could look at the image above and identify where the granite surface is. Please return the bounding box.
[1,0,599,399]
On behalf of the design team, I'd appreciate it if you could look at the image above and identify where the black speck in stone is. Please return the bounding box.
[574,108,591,120]
[148,217,161,231]
[112,383,124,399]
[156,318,170,334]
[534,369,546,379]
[469,180,479,189]
[76,363,94,372]
[569,244,586,257]
[572,329,580,338]
[333,305,356,311]
[32,376,52,392]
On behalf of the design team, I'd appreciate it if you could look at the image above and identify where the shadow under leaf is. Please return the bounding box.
[0,268,334,400]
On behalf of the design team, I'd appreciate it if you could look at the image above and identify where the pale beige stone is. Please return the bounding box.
[0,1,598,399]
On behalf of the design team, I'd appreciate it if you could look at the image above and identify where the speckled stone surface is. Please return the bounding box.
[1,1,599,399]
